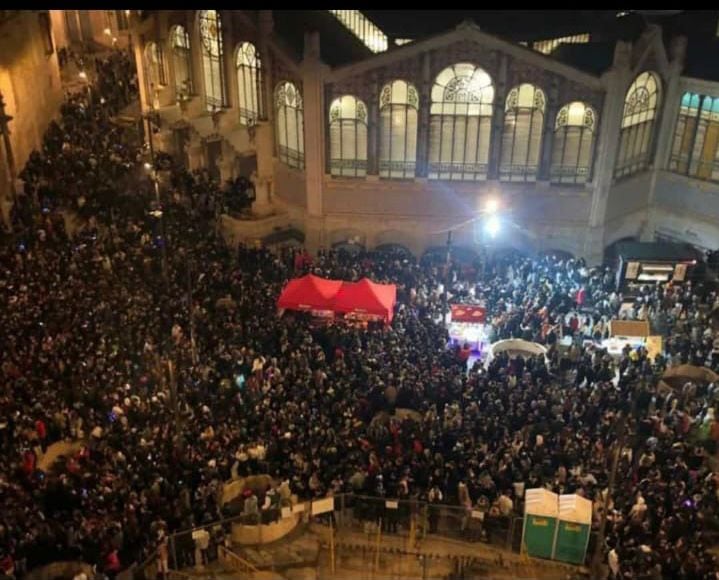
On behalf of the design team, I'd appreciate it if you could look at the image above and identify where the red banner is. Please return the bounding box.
[451,304,486,324]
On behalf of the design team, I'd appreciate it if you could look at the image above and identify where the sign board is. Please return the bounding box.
[471,510,485,520]
[385,500,399,510]
[292,503,306,514]
[608,319,650,338]
[451,304,487,324]
[625,261,640,280]
[673,263,687,281]
[311,497,335,516]
[645,335,663,360]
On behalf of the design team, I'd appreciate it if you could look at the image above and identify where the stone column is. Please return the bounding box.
[187,11,204,106]
[538,83,558,182]
[584,41,632,264]
[415,52,431,178]
[252,120,275,217]
[488,53,508,180]
[221,10,236,111]
[258,11,274,123]
[644,36,687,242]
[187,140,204,171]
[367,76,379,176]
[218,152,236,183]
[301,31,329,219]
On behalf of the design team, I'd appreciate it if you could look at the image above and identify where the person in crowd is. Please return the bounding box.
[2,45,719,580]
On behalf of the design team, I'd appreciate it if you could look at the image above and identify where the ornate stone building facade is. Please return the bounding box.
[131,10,719,263]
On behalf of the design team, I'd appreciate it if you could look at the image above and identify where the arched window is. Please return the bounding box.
[170,25,193,97]
[379,80,418,179]
[429,63,494,181]
[329,95,368,177]
[199,10,227,111]
[670,92,719,182]
[499,83,545,182]
[550,102,598,184]
[236,42,262,125]
[144,42,166,104]
[275,81,304,169]
[615,71,661,178]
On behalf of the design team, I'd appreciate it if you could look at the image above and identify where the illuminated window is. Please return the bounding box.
[199,10,227,111]
[669,92,719,182]
[499,83,545,182]
[144,42,166,103]
[532,34,589,55]
[170,25,193,97]
[275,81,304,169]
[615,71,661,178]
[328,10,388,53]
[236,42,262,125]
[550,102,597,184]
[329,95,368,177]
[429,63,494,181]
[379,80,419,179]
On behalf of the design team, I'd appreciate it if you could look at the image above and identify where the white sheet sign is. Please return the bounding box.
[311,497,335,516]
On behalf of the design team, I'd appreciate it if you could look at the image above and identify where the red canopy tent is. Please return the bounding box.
[277,274,343,312]
[333,278,397,323]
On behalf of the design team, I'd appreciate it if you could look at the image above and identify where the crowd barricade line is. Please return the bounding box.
[132,491,599,577]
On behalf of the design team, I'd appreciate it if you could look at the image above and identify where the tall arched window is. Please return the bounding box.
[379,80,418,179]
[499,83,545,182]
[236,42,262,125]
[429,63,494,181]
[144,42,166,105]
[170,25,193,97]
[329,95,368,177]
[550,102,598,184]
[615,71,661,178]
[199,10,227,111]
[670,92,719,182]
[275,81,304,169]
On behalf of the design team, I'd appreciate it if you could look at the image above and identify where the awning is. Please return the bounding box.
[277,274,343,312]
[333,278,397,323]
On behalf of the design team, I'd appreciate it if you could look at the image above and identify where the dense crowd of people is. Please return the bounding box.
[1,48,719,580]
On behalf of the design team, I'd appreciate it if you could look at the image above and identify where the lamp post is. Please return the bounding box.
[0,91,17,205]
[436,199,502,322]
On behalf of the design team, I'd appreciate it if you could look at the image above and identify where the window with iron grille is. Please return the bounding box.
[199,10,227,111]
[428,63,494,181]
[275,81,304,169]
[614,71,661,179]
[550,101,597,184]
[499,83,545,182]
[329,95,368,177]
[379,80,418,179]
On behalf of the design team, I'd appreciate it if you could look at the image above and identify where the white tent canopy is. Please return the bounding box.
[486,339,549,367]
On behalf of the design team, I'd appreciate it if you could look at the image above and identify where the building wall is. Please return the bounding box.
[0,12,63,210]
[135,11,719,260]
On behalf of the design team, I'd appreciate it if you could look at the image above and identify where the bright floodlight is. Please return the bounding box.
[485,215,500,238]
[485,198,499,214]
[78,71,88,80]
[103,28,112,36]
[143,162,152,170]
